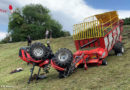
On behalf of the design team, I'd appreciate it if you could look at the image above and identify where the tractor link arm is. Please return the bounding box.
[67,53,89,75]
[67,54,84,72]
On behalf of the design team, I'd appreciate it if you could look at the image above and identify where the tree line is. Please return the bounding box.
[1,4,70,43]
[123,17,130,25]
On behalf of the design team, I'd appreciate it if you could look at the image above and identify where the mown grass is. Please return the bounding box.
[0,26,130,90]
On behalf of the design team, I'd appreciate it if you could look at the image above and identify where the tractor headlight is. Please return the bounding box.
[100,52,106,58]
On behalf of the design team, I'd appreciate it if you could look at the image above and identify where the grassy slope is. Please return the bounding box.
[0,26,130,90]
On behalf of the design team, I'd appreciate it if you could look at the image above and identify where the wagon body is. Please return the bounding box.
[73,11,123,52]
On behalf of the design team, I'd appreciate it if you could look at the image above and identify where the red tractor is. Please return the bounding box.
[19,11,124,83]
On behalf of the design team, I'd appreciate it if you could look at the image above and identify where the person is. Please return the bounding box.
[45,29,49,39]
[49,29,52,39]
[9,36,12,43]
[27,35,32,46]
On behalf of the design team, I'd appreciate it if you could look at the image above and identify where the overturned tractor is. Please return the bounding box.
[19,11,124,83]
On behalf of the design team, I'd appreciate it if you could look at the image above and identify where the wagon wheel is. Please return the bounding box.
[102,59,107,65]
[113,42,124,56]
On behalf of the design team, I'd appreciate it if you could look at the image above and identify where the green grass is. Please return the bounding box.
[0,26,130,90]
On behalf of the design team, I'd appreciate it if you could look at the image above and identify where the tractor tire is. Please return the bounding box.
[30,42,47,60]
[102,59,107,65]
[113,42,124,55]
[53,48,73,68]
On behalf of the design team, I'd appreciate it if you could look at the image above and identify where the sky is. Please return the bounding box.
[0,0,130,41]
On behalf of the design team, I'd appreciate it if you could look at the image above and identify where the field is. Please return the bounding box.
[0,25,130,90]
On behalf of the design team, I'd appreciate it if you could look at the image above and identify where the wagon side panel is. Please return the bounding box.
[103,24,122,51]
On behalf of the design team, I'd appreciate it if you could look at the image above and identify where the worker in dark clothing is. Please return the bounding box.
[27,35,32,46]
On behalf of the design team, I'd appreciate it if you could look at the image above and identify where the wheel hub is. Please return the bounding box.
[33,47,44,57]
[58,53,68,62]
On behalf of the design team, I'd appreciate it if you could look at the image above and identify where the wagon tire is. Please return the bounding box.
[113,42,124,55]
[53,48,73,68]
[30,42,47,60]
[102,59,107,65]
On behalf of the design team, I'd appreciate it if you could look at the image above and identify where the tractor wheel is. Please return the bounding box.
[53,48,73,68]
[113,42,124,55]
[30,42,47,60]
[102,59,107,65]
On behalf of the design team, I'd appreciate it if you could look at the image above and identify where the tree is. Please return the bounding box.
[123,17,130,25]
[8,4,70,42]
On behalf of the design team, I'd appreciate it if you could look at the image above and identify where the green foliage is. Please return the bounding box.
[123,17,130,25]
[8,4,70,42]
